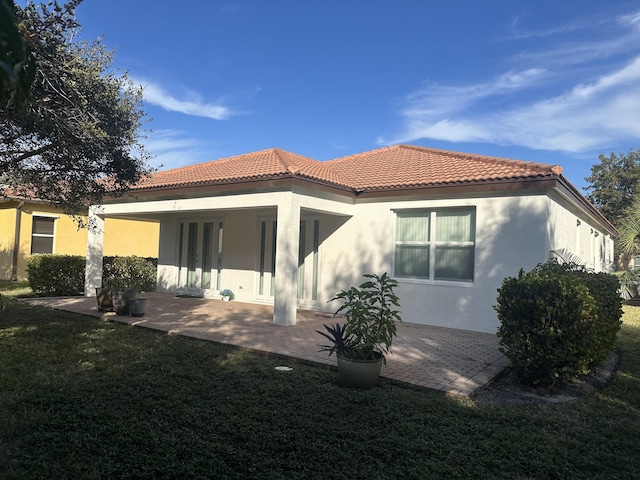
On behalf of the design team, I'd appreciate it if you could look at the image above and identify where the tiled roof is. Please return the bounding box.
[326,145,562,191]
[133,144,563,192]
[134,148,351,190]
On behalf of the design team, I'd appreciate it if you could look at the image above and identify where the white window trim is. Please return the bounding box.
[392,207,476,284]
[31,214,59,255]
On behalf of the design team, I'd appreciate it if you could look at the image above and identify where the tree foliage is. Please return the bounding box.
[0,0,153,217]
[0,0,36,110]
[617,196,640,259]
[584,149,640,225]
[612,197,640,297]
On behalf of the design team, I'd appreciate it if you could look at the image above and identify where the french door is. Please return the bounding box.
[256,216,320,304]
[178,219,223,294]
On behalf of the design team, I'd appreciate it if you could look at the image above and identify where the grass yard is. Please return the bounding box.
[0,288,638,479]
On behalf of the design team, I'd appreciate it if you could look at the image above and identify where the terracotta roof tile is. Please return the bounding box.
[133,144,562,192]
[326,144,561,191]
[134,148,351,190]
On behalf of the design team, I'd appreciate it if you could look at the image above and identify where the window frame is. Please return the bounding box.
[30,215,58,255]
[393,207,476,284]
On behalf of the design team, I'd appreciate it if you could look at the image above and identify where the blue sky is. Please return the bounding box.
[72,0,640,192]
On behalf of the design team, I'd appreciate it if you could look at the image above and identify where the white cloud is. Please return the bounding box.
[619,10,640,27]
[386,56,640,153]
[144,129,214,170]
[403,68,547,120]
[135,78,233,120]
[384,8,640,155]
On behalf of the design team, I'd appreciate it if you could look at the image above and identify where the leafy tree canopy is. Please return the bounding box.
[584,149,640,225]
[0,0,36,110]
[0,0,153,218]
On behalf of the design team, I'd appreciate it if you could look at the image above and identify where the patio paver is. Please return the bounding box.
[22,293,508,397]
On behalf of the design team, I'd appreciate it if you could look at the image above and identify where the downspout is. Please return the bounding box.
[11,200,24,281]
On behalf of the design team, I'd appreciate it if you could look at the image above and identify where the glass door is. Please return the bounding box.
[178,219,223,295]
[256,216,320,303]
[257,218,277,299]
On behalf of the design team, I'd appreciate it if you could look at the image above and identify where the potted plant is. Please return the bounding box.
[110,288,137,315]
[103,256,155,316]
[220,289,235,301]
[318,272,401,389]
[95,286,113,312]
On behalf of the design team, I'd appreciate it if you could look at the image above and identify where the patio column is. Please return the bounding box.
[84,206,105,296]
[273,193,300,326]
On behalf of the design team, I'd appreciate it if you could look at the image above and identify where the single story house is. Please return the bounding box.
[85,145,616,333]
[0,193,160,281]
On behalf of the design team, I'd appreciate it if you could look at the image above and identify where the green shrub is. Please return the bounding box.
[27,255,86,296]
[495,259,622,387]
[571,269,623,365]
[531,261,623,367]
[102,256,157,293]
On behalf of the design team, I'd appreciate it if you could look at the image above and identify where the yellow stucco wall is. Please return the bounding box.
[0,201,159,281]
[103,218,159,258]
[0,204,18,280]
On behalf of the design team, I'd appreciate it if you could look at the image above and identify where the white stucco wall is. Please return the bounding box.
[546,193,614,271]
[319,193,550,333]
[96,184,613,334]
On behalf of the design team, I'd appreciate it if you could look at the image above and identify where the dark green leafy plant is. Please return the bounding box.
[318,273,401,363]
[495,259,622,387]
[317,322,358,357]
[103,256,157,293]
[27,254,85,296]
[0,0,36,111]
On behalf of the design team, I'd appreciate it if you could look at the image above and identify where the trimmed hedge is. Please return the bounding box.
[27,255,86,296]
[27,255,157,296]
[494,260,622,387]
[102,256,157,293]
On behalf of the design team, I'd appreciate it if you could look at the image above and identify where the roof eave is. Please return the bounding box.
[353,176,560,199]
[555,175,618,236]
[106,175,356,203]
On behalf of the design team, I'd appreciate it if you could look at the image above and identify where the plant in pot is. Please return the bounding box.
[220,289,235,301]
[95,286,114,312]
[103,256,155,316]
[318,272,401,389]
[108,283,137,316]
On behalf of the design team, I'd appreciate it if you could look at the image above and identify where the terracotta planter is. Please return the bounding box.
[336,353,383,389]
[128,297,148,317]
[95,287,113,312]
[111,289,137,315]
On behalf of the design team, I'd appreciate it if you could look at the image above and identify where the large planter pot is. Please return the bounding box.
[95,287,113,312]
[111,289,137,315]
[336,353,383,389]
[128,297,148,317]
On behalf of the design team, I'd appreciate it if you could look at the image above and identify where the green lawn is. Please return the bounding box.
[0,287,638,479]
[0,280,31,297]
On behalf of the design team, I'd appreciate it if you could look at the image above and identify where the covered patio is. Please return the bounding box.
[24,293,508,397]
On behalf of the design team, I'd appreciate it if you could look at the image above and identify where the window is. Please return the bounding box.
[31,216,56,254]
[394,208,475,282]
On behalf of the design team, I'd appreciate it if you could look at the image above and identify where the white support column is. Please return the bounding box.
[84,206,105,296]
[273,193,300,326]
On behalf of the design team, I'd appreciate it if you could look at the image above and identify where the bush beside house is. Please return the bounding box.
[494,260,623,386]
[27,255,157,296]
[27,255,86,296]
[102,256,157,293]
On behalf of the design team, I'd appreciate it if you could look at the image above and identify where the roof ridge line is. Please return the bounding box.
[408,145,561,175]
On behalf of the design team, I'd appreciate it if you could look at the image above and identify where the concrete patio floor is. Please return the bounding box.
[23,293,508,397]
